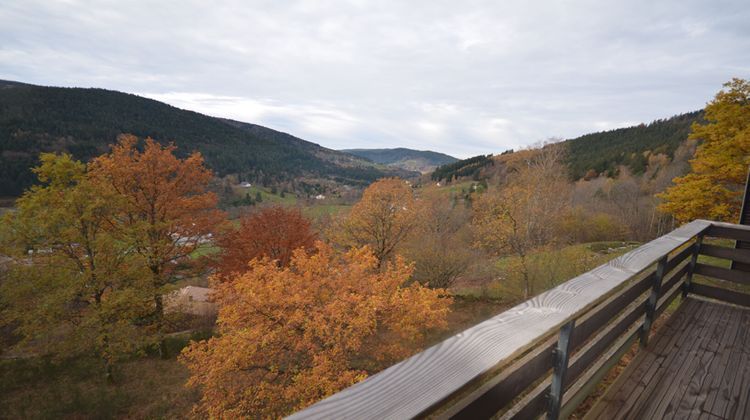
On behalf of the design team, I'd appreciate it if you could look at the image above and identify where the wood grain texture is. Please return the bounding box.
[287,220,711,420]
[581,298,700,420]
[586,299,750,420]
[444,267,656,419]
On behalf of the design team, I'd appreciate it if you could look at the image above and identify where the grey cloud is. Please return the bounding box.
[1,0,748,158]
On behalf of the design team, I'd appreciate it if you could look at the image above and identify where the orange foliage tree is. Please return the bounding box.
[335,178,420,268]
[214,206,317,280]
[89,135,224,353]
[180,242,451,418]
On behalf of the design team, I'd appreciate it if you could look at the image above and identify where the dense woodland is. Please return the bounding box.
[431,154,495,181]
[565,110,704,179]
[0,81,410,196]
[431,111,704,184]
[0,79,748,418]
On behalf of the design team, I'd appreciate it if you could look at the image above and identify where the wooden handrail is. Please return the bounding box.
[288,219,715,420]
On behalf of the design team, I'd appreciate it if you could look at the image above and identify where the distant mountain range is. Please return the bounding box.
[0,80,415,196]
[0,79,705,197]
[341,148,458,173]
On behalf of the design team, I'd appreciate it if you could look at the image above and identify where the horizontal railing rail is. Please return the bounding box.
[689,221,750,308]
[288,220,750,420]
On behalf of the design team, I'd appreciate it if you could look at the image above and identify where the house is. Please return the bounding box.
[165,286,217,317]
[315,194,326,200]
[240,182,252,188]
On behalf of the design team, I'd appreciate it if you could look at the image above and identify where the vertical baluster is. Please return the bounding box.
[548,320,575,420]
[640,255,667,347]
[683,235,704,297]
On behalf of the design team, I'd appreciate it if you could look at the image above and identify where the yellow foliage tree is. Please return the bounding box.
[180,242,451,418]
[659,78,750,223]
[473,145,571,299]
[334,178,420,268]
[0,153,152,380]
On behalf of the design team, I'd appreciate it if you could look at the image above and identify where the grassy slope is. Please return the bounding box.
[0,356,198,419]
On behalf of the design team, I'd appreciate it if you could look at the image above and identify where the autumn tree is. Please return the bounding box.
[334,178,420,268]
[402,196,474,289]
[180,242,451,418]
[473,145,571,298]
[214,206,317,280]
[659,78,750,223]
[88,135,224,355]
[0,153,152,379]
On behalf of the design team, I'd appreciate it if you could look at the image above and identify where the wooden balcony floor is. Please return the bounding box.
[586,297,750,420]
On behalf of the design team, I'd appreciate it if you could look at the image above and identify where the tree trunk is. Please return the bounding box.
[154,293,167,359]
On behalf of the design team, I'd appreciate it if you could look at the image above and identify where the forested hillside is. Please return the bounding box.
[431,154,495,181]
[565,111,703,179]
[342,148,457,173]
[430,112,704,184]
[0,81,411,196]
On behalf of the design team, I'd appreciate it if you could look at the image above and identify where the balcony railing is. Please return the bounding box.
[288,220,750,420]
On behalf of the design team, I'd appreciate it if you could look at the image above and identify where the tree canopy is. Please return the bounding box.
[214,206,317,280]
[0,153,153,378]
[658,78,750,223]
[333,178,420,268]
[180,242,451,417]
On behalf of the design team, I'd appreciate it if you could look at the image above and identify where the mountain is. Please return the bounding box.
[565,111,703,179]
[429,111,704,182]
[0,80,415,196]
[341,148,458,173]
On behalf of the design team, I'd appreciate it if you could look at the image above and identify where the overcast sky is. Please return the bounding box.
[1,0,748,158]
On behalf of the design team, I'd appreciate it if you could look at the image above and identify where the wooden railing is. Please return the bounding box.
[288,220,750,420]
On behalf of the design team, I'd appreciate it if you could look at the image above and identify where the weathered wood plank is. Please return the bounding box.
[586,299,750,420]
[723,309,750,419]
[697,308,743,419]
[691,283,750,308]
[444,271,656,418]
[666,243,695,273]
[567,297,647,386]
[561,322,641,418]
[288,221,710,419]
[677,305,735,419]
[439,336,555,419]
[586,299,708,420]
[499,375,549,420]
[625,301,716,419]
[655,274,686,318]
[694,262,750,286]
[626,302,717,419]
[706,224,750,242]
[700,243,750,265]
[655,304,727,419]
[447,271,656,418]
[504,296,650,420]
[705,307,749,418]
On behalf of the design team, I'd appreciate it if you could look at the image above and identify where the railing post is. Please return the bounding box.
[683,235,704,297]
[547,320,575,420]
[640,255,667,348]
